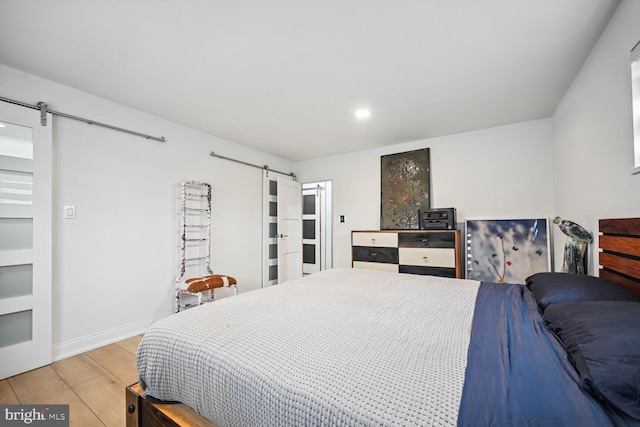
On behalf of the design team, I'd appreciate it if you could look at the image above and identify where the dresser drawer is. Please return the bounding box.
[398,231,455,248]
[353,246,399,264]
[354,261,399,273]
[398,247,455,268]
[399,265,457,277]
[352,232,398,247]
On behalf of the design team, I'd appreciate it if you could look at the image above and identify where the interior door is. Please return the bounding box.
[277,176,302,283]
[0,102,52,379]
[302,185,321,274]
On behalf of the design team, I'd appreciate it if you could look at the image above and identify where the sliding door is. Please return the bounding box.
[262,171,302,286]
[276,176,302,283]
[0,102,52,379]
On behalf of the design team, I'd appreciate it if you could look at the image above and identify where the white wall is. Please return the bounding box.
[294,119,555,269]
[0,64,294,359]
[552,0,640,273]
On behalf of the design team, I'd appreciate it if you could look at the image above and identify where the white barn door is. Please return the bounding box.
[277,176,302,283]
[0,102,52,379]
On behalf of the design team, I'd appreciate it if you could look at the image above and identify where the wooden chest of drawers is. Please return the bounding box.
[351,230,462,278]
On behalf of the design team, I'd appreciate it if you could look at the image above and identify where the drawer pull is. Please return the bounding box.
[371,252,377,256]
[371,238,376,244]
[423,256,429,263]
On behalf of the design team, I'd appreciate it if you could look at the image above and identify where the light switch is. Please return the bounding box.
[64,205,76,219]
[340,215,345,223]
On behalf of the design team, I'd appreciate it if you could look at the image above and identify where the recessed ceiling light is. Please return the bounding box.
[355,109,370,119]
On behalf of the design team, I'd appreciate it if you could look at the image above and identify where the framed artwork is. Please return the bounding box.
[466,218,551,284]
[380,148,431,229]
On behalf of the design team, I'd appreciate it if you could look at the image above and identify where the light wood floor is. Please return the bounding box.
[0,335,142,427]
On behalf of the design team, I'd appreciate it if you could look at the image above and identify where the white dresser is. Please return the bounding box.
[351,230,462,278]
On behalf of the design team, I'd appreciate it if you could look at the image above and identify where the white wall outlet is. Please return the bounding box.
[64,205,76,219]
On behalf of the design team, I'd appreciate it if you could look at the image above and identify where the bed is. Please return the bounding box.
[127,217,640,427]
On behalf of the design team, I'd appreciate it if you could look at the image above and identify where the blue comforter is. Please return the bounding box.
[459,282,636,427]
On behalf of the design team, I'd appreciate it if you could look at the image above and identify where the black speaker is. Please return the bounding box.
[419,208,457,230]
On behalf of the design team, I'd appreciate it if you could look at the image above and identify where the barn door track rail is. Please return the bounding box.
[0,95,165,142]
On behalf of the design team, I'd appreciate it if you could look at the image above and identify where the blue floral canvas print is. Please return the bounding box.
[466,218,551,284]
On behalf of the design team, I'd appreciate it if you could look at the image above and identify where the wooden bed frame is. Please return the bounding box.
[125,217,640,427]
[598,217,640,294]
[126,382,219,427]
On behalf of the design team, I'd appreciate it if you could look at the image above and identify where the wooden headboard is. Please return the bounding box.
[599,218,640,294]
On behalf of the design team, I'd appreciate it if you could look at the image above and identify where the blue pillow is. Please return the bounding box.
[544,301,640,420]
[526,272,640,310]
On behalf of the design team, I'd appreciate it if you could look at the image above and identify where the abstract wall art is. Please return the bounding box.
[380,148,431,229]
[466,218,551,284]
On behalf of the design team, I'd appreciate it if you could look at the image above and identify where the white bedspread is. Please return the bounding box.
[137,268,480,427]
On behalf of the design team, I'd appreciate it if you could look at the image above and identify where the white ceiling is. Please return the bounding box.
[0,1,621,162]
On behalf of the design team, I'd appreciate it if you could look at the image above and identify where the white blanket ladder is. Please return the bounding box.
[175,180,237,311]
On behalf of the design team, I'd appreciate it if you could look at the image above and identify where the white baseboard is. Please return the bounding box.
[51,313,169,361]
